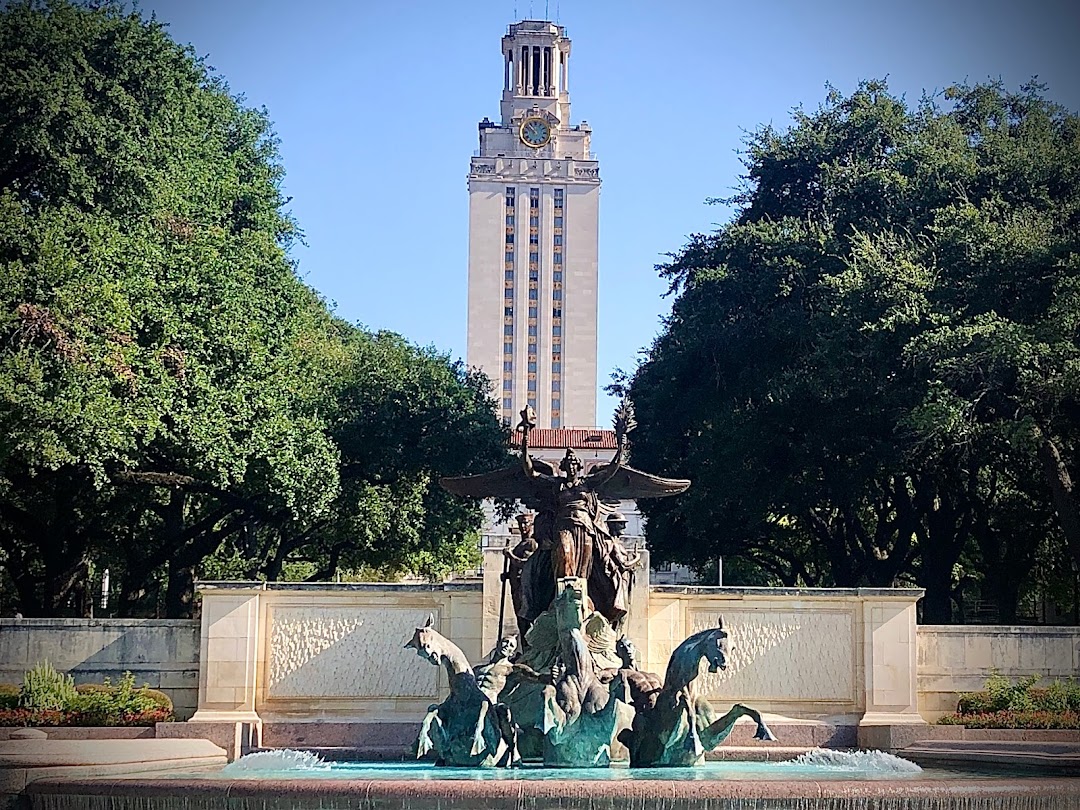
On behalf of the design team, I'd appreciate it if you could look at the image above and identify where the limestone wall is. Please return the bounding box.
[645,587,923,726]
[0,618,199,719]
[191,582,484,725]
[917,625,1080,719]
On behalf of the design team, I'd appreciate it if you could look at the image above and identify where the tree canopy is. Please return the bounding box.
[0,0,509,617]
[626,79,1080,623]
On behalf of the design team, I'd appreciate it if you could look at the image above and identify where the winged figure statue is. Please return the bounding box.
[440,399,690,628]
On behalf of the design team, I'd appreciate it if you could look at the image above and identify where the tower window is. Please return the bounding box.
[504,342,513,353]
[529,234,539,245]
[529,306,537,317]
[505,270,514,280]
[553,271,563,283]
[553,253,562,264]
[503,380,512,391]
[506,234,514,244]
[505,251,514,262]
[553,289,562,300]
[504,324,513,336]
[552,308,562,318]
[504,361,513,371]
[553,326,561,336]
[552,361,561,373]
[506,215,515,225]
[529,289,537,299]
[530,216,539,227]
[505,307,513,316]
[554,216,563,227]
[530,252,538,262]
[554,235,562,245]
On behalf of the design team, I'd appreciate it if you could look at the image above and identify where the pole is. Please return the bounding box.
[497,540,511,648]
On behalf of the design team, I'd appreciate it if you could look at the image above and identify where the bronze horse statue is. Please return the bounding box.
[621,617,776,767]
[405,614,520,767]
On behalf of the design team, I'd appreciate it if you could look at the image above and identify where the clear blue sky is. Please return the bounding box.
[143,0,1080,424]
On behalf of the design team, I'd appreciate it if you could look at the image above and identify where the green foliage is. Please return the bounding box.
[946,673,1080,727]
[18,661,77,711]
[0,0,509,616]
[72,672,173,724]
[937,709,1080,729]
[0,669,173,726]
[626,79,1080,622]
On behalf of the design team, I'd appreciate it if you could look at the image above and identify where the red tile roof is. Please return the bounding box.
[512,428,617,450]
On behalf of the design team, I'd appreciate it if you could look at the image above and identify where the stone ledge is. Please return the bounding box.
[23,775,1080,809]
[197,581,482,593]
[651,585,925,599]
[903,739,1080,774]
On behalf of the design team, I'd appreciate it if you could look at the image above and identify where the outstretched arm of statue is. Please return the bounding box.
[505,537,537,563]
[512,662,554,685]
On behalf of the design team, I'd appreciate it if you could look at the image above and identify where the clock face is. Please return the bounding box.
[520,117,552,148]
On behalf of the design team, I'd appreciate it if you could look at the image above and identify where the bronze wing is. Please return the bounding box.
[592,465,691,501]
[439,456,558,500]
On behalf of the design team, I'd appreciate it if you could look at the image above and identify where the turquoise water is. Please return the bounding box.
[205,749,992,782]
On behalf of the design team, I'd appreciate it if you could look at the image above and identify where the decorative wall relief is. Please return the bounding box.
[267,607,440,699]
[689,609,855,703]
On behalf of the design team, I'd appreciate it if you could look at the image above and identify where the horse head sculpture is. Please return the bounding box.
[404,613,444,667]
[703,616,729,674]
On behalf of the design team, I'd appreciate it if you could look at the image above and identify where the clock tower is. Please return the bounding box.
[466,20,599,430]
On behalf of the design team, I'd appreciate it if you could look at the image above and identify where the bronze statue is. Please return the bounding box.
[503,513,542,640]
[474,635,518,703]
[514,578,635,767]
[441,400,689,628]
[619,617,776,767]
[405,615,520,767]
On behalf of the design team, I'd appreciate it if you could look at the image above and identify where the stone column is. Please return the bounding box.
[481,542,509,657]
[857,590,928,749]
[624,547,650,653]
[190,583,263,753]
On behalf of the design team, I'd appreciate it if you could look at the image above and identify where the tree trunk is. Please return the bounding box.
[920,568,955,623]
[165,557,196,618]
[1035,431,1080,571]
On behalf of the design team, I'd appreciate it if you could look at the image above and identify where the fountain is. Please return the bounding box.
[11,402,1080,808]
[420,400,777,769]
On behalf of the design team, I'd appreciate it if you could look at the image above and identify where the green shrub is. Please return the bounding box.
[0,684,19,710]
[71,673,172,723]
[938,709,1080,729]
[19,662,77,711]
[944,673,1080,729]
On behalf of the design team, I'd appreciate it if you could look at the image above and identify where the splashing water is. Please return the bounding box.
[781,749,922,774]
[221,749,330,773]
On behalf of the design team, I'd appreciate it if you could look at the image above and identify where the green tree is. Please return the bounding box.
[627,80,1080,623]
[0,1,510,616]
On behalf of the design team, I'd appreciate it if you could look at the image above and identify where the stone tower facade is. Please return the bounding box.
[466,20,599,429]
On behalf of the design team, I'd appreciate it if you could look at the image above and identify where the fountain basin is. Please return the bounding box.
[18,752,1080,810]
[22,770,1080,810]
